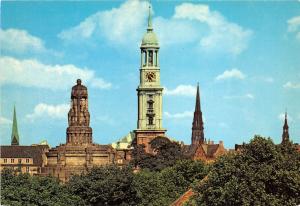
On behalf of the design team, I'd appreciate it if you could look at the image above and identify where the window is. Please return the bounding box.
[18,159,22,164]
[26,159,29,163]
[149,51,153,66]
[4,159,7,163]
[143,51,147,66]
[149,117,154,125]
[11,159,14,163]
[148,101,153,109]
[26,167,30,173]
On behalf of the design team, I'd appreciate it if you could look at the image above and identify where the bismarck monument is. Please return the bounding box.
[45,79,115,182]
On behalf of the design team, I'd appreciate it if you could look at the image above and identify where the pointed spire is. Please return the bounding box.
[195,83,200,112]
[11,105,20,145]
[282,110,290,144]
[147,5,153,31]
[191,83,204,146]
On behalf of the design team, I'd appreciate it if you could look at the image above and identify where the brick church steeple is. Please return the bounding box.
[191,83,204,146]
[281,111,290,144]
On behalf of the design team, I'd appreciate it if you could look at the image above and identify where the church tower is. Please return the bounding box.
[281,111,290,144]
[66,79,92,145]
[191,84,204,146]
[134,6,166,152]
[11,105,20,146]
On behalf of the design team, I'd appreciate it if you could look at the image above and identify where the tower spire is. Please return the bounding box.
[11,105,20,145]
[147,5,153,31]
[191,83,204,146]
[282,110,290,144]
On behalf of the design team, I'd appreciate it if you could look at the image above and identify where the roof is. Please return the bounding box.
[0,145,49,166]
[206,144,219,157]
[112,132,135,150]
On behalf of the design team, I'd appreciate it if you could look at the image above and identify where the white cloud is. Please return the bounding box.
[26,103,69,121]
[216,69,246,81]
[0,29,45,54]
[264,77,274,83]
[283,81,300,89]
[287,16,300,41]
[224,93,254,100]
[90,78,112,89]
[278,113,293,122]
[59,0,149,46]
[0,56,111,90]
[59,1,252,55]
[174,3,252,55]
[0,116,12,125]
[164,111,193,119]
[164,85,196,97]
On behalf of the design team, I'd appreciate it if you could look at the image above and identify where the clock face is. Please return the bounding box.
[145,72,156,82]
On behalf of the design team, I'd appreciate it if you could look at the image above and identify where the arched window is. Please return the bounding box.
[149,50,153,66]
[148,117,154,125]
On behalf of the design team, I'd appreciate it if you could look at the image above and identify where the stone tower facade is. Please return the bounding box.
[66,79,92,145]
[134,6,166,153]
[191,84,204,146]
[281,112,290,144]
[45,79,115,182]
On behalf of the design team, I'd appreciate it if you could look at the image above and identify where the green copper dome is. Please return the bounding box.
[141,6,159,47]
[142,31,159,46]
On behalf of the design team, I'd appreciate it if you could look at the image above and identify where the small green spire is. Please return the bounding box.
[147,5,153,31]
[11,105,19,145]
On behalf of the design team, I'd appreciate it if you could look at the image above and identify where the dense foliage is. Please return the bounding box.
[67,165,136,206]
[1,168,83,206]
[2,136,299,206]
[192,136,300,206]
[131,136,187,171]
[133,159,207,206]
[67,160,206,206]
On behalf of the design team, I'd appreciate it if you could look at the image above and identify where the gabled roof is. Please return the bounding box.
[0,145,48,166]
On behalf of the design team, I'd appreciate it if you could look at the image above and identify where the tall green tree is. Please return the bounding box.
[131,136,187,171]
[192,136,300,206]
[133,160,207,206]
[1,168,83,206]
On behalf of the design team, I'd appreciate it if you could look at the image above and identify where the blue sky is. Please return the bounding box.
[1,1,300,149]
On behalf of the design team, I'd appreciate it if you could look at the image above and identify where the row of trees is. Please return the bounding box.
[1,136,300,206]
[1,160,207,206]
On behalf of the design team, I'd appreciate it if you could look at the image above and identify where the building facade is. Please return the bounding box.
[44,79,115,182]
[134,7,166,153]
[0,106,49,175]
